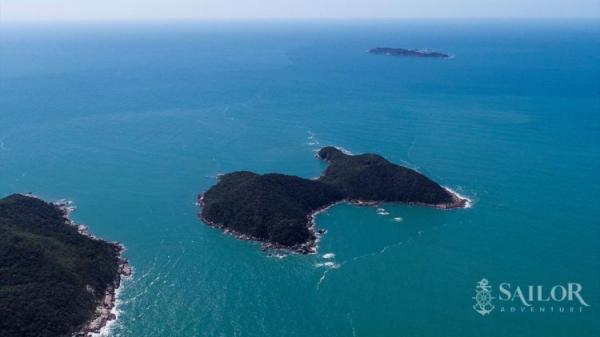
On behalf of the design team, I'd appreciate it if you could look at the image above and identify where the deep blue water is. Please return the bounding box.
[1,20,599,337]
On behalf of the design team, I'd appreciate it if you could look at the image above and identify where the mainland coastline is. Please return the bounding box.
[54,200,133,337]
[0,194,131,337]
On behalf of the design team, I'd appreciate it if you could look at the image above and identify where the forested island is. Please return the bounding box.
[369,47,449,58]
[0,194,130,337]
[199,147,467,253]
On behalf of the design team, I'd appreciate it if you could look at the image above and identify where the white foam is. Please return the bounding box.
[315,261,340,269]
[316,270,328,289]
[269,252,287,259]
[443,186,473,208]
[393,217,403,222]
[322,253,335,259]
[324,261,340,268]
[306,131,320,147]
[334,146,353,155]
[376,208,390,216]
[89,270,131,337]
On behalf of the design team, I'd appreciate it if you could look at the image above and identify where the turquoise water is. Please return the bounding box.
[1,20,599,336]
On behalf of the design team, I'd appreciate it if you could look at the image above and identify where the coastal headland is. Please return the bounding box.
[0,194,131,337]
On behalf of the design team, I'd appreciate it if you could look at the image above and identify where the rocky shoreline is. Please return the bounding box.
[198,194,320,254]
[50,199,132,337]
[198,187,469,255]
[199,147,471,254]
[74,249,131,337]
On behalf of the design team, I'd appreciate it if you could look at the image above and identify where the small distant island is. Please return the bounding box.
[369,47,450,58]
[199,147,467,253]
[0,194,131,337]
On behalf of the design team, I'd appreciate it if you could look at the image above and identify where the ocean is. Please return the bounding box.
[0,19,598,336]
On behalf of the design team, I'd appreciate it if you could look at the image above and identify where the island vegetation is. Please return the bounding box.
[0,194,130,337]
[369,47,449,58]
[200,147,467,253]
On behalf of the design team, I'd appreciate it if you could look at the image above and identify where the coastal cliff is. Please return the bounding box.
[0,194,130,337]
[199,147,467,253]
